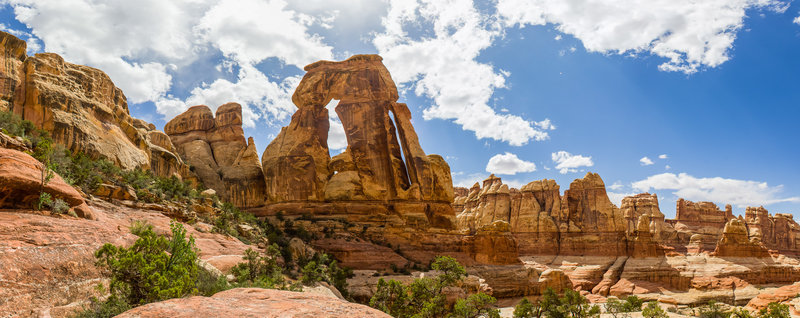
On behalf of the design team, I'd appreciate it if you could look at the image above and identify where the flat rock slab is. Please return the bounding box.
[116,288,390,318]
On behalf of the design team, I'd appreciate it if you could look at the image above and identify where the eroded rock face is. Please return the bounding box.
[116,288,390,318]
[455,173,625,256]
[0,31,188,179]
[713,218,770,258]
[166,103,266,208]
[261,55,453,208]
[745,206,800,255]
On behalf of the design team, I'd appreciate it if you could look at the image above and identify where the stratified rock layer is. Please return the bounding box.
[166,103,266,208]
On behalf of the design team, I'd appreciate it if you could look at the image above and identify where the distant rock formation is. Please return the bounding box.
[165,103,266,208]
[0,31,188,179]
[456,173,628,256]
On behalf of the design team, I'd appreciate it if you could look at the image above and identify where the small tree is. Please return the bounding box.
[34,138,55,211]
[450,292,501,318]
[642,301,668,318]
[513,298,544,318]
[758,303,790,318]
[699,300,730,318]
[729,308,753,318]
[95,221,199,305]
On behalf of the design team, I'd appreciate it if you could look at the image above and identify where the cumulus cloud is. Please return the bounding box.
[795,15,800,25]
[640,156,654,166]
[631,172,800,207]
[659,154,668,159]
[607,191,636,206]
[196,0,333,68]
[5,0,333,125]
[551,151,594,174]
[373,0,551,146]
[486,152,537,175]
[496,0,789,74]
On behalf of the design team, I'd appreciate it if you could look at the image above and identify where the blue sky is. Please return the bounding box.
[2,0,799,218]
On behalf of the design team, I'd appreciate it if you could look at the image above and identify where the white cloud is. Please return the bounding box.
[658,154,668,159]
[452,172,526,189]
[535,118,556,130]
[608,191,636,206]
[196,0,333,67]
[795,15,800,25]
[554,34,562,41]
[6,0,334,126]
[631,172,800,207]
[496,0,789,74]
[609,181,623,190]
[665,165,671,170]
[551,151,594,174]
[373,0,551,146]
[486,152,537,175]
[640,156,654,166]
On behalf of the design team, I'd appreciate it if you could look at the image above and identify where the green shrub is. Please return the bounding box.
[71,295,132,318]
[195,267,230,297]
[129,220,154,237]
[230,246,299,291]
[451,292,501,318]
[95,221,199,305]
[758,303,790,318]
[605,295,643,318]
[700,300,731,318]
[369,256,492,318]
[513,288,599,318]
[50,198,70,214]
[642,301,668,318]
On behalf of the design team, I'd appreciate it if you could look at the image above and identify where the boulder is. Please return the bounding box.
[115,288,390,318]
[0,148,94,219]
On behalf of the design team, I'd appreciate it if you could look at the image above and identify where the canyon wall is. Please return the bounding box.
[0,31,188,179]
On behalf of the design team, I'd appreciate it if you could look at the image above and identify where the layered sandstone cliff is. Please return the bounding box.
[165,103,266,208]
[0,31,188,179]
[456,173,627,256]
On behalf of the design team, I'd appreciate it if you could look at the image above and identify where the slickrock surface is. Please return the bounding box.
[0,31,188,178]
[115,288,390,318]
[165,103,266,208]
[0,199,252,317]
[0,147,93,219]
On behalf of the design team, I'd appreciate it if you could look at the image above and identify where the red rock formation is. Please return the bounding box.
[261,55,453,210]
[0,148,93,219]
[462,221,521,265]
[0,31,188,179]
[166,103,266,208]
[455,173,626,256]
[676,198,733,227]
[713,218,770,258]
[745,206,800,255]
[115,288,390,318]
[0,32,26,112]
